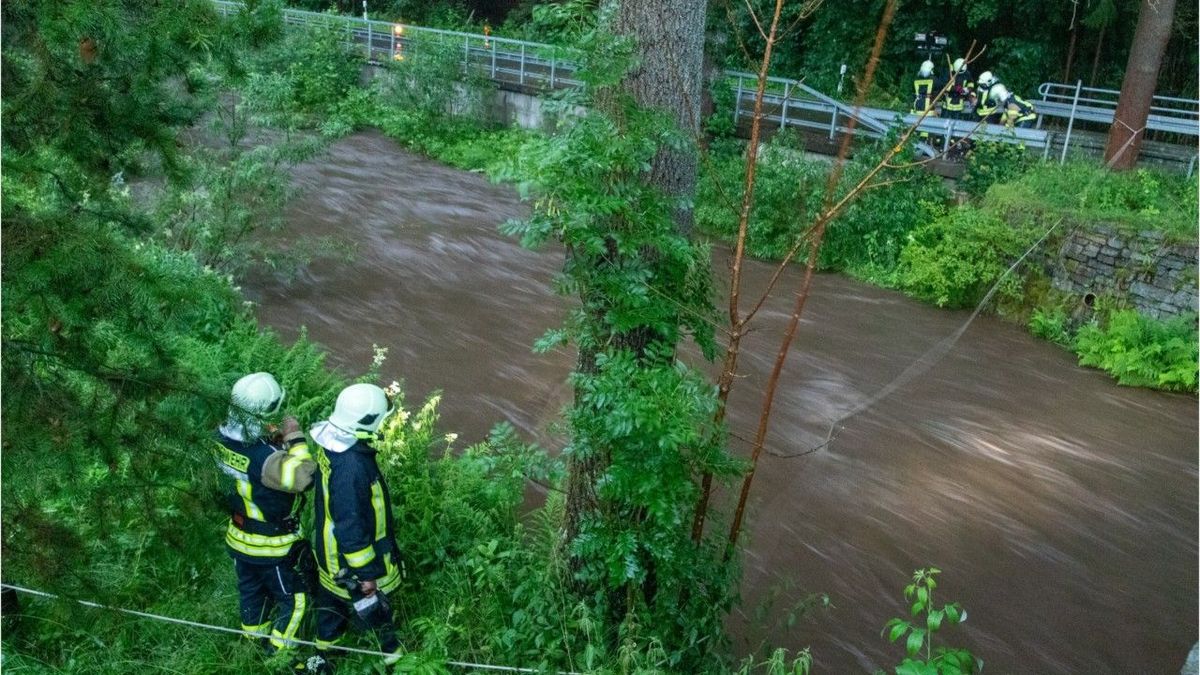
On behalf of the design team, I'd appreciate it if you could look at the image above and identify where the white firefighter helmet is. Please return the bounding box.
[919,60,935,77]
[329,383,394,434]
[952,57,966,74]
[989,83,1011,104]
[977,71,996,88]
[231,372,285,415]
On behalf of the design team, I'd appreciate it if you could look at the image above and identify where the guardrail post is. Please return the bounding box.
[464,35,470,64]
[550,57,557,88]
[943,120,951,153]
[1189,154,1198,178]
[828,108,837,139]
[780,82,790,129]
[733,76,743,124]
[367,21,373,60]
[390,24,396,59]
[519,44,526,85]
[491,41,498,79]
[1059,79,1082,164]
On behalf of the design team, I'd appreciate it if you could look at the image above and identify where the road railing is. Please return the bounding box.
[210,1,1192,168]
[1036,80,1199,137]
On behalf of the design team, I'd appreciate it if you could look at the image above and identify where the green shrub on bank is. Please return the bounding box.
[987,162,1199,240]
[1075,310,1199,392]
[1028,306,1075,346]
[895,209,1039,309]
[962,141,1034,198]
[695,137,948,279]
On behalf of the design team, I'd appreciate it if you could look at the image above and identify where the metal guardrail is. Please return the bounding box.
[1036,80,1200,138]
[213,1,1196,166]
[213,1,941,154]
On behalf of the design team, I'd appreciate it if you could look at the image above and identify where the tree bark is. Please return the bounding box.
[1104,0,1177,169]
[612,0,707,235]
[564,0,708,547]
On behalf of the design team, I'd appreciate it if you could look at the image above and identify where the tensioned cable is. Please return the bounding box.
[765,216,1070,459]
[1,583,583,675]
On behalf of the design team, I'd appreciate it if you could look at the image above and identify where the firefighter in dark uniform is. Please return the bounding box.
[992,84,1038,128]
[214,372,316,658]
[911,59,938,116]
[943,57,974,120]
[309,383,404,669]
[975,71,1003,124]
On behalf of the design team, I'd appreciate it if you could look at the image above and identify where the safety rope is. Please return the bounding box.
[1,583,582,675]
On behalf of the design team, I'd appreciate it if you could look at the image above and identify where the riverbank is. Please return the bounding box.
[248,127,1198,673]
[364,106,1199,393]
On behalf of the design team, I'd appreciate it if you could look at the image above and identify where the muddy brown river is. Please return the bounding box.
[245,130,1198,673]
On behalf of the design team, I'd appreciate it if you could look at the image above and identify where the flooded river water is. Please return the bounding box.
[245,130,1197,673]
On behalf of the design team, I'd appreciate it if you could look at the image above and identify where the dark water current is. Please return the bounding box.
[245,130,1198,673]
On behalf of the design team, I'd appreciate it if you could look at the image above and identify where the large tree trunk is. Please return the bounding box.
[563,0,707,547]
[612,0,707,235]
[1104,0,1177,169]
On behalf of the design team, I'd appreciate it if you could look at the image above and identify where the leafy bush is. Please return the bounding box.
[822,145,949,281]
[1028,307,1074,347]
[880,569,980,675]
[695,138,948,279]
[987,162,1199,240]
[696,139,826,259]
[1075,310,1199,392]
[962,141,1033,198]
[239,23,364,128]
[896,209,1038,309]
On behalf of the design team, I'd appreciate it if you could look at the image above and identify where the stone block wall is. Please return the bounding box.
[1051,226,1198,319]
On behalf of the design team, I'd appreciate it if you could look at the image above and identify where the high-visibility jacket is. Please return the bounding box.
[313,435,402,599]
[912,75,936,114]
[944,70,973,112]
[214,430,315,562]
[1002,94,1037,127]
[976,83,1002,122]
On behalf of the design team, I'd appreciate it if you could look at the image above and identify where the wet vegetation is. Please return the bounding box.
[2,1,1195,674]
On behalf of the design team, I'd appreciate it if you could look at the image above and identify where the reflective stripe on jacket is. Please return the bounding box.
[313,439,401,598]
[944,71,973,111]
[912,77,935,113]
[215,432,314,562]
[976,83,1000,119]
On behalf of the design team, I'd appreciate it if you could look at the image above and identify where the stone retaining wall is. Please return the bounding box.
[1050,226,1198,319]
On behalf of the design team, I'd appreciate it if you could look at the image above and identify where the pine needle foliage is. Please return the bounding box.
[1,2,344,668]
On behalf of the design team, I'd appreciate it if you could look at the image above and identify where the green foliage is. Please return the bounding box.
[238,21,366,131]
[1075,310,1199,392]
[1,0,226,176]
[734,648,814,675]
[1028,307,1074,347]
[497,8,739,669]
[880,569,980,675]
[962,141,1033,198]
[695,137,948,281]
[987,162,1200,240]
[717,0,1198,101]
[896,209,1038,309]
[822,145,950,281]
[152,101,339,276]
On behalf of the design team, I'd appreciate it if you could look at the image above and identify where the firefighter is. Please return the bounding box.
[214,372,317,661]
[310,383,404,670]
[975,71,1003,124]
[991,84,1038,128]
[912,59,938,116]
[943,57,974,120]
